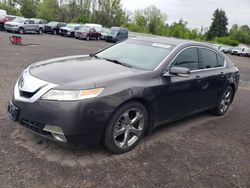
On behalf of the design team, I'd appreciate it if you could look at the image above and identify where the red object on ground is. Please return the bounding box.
[9,35,22,45]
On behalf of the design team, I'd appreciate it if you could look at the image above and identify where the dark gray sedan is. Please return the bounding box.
[8,37,240,153]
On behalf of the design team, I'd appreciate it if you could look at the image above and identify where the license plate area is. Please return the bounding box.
[8,101,19,122]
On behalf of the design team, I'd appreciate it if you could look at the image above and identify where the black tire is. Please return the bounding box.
[38,28,43,34]
[104,101,148,154]
[210,86,234,116]
[18,27,24,34]
[53,29,57,35]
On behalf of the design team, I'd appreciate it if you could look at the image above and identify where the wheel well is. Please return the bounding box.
[229,83,236,98]
[109,98,154,132]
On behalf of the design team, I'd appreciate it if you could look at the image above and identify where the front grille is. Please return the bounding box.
[19,90,36,98]
[45,26,52,32]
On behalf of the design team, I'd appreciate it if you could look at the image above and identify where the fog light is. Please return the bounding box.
[51,133,67,143]
[43,125,67,143]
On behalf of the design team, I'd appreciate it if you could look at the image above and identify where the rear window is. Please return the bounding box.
[97,40,175,70]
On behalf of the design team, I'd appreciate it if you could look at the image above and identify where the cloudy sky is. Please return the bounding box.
[121,0,250,29]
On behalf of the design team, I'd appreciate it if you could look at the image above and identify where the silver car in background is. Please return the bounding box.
[31,18,48,34]
[4,18,42,34]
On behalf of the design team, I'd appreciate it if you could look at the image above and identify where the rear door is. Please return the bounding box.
[27,20,37,31]
[198,47,227,108]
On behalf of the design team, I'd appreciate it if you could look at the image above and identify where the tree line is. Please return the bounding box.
[0,0,250,45]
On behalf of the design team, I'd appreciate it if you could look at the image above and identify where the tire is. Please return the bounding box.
[18,27,24,35]
[86,36,90,41]
[53,29,57,35]
[210,86,234,116]
[96,36,100,41]
[104,101,148,154]
[38,28,43,34]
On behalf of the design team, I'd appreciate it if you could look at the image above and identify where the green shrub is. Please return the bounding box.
[215,37,239,46]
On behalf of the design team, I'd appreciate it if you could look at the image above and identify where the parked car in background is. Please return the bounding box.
[59,24,82,37]
[231,47,245,56]
[84,23,102,32]
[75,26,101,40]
[31,18,48,34]
[45,21,66,35]
[8,37,240,153]
[0,15,16,31]
[221,46,234,54]
[0,9,7,30]
[240,48,250,57]
[106,27,128,43]
[100,28,110,40]
[4,18,42,34]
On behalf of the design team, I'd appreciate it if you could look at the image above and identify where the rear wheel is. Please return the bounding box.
[211,86,234,116]
[18,27,24,34]
[104,101,148,154]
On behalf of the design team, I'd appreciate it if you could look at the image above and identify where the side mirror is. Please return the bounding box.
[164,66,190,77]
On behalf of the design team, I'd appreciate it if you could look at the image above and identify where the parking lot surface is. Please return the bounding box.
[1,31,250,188]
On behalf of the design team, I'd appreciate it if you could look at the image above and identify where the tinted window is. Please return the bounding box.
[29,20,35,24]
[172,48,199,70]
[200,48,218,69]
[217,55,224,67]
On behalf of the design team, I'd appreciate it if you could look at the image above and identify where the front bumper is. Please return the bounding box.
[4,26,18,32]
[9,98,114,147]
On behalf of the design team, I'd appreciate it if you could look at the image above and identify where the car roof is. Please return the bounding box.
[130,36,202,46]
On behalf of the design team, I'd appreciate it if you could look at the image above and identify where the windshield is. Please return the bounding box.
[48,22,58,26]
[12,17,24,23]
[65,25,74,29]
[109,29,118,36]
[80,26,90,32]
[97,40,175,70]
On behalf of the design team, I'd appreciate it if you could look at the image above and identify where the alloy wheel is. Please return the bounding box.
[113,108,145,149]
[219,88,233,113]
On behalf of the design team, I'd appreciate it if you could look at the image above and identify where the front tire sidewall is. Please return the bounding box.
[104,101,148,154]
[18,28,24,34]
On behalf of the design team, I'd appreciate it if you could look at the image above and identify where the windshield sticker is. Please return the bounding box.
[152,43,171,49]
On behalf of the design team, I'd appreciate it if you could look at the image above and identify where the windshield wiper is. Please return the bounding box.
[103,58,132,68]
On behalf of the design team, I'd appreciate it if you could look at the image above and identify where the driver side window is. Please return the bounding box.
[172,47,199,70]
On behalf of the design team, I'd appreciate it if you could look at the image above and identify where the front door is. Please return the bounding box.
[154,47,205,124]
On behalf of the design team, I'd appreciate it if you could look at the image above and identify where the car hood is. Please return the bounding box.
[29,55,144,90]
[5,21,21,25]
[60,27,73,31]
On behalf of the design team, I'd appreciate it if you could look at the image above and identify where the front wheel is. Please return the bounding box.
[38,28,43,34]
[18,28,24,34]
[210,86,234,116]
[104,101,148,154]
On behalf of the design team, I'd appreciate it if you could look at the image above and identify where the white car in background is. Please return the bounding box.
[241,48,250,57]
[231,47,245,56]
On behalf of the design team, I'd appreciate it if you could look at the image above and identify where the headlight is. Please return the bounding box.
[41,88,104,101]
